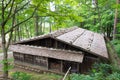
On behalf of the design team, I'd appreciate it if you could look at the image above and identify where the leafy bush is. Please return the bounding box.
[91,63,112,76]
[70,73,105,80]
[70,72,120,80]
[106,72,120,80]
[70,63,120,80]
[70,74,93,80]
[111,39,120,57]
[11,71,32,80]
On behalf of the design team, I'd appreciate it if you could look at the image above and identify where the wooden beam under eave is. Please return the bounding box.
[9,44,84,63]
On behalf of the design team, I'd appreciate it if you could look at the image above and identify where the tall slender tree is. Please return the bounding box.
[0,0,40,79]
[113,0,120,39]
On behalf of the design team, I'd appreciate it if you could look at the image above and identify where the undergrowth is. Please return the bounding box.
[111,39,120,57]
[70,63,120,80]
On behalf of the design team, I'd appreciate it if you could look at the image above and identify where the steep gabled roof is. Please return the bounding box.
[13,26,108,59]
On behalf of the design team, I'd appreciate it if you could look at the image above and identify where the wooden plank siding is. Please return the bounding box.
[13,53,81,74]
[80,56,98,73]
[14,52,48,68]
[9,44,84,63]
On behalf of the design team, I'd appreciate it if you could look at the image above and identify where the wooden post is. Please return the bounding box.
[61,60,63,72]
[33,55,35,64]
[77,63,79,73]
[47,58,49,70]
[55,41,57,48]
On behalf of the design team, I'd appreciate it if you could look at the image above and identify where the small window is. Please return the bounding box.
[14,52,24,61]
[34,56,47,67]
[24,54,34,64]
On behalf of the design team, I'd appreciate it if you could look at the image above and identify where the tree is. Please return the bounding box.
[113,0,120,39]
[0,0,40,79]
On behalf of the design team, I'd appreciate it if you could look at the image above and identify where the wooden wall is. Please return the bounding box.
[79,56,98,73]
[13,52,98,74]
[13,52,48,68]
[20,37,81,52]
[48,58,61,72]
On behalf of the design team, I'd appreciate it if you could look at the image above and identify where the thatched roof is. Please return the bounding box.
[9,44,84,63]
[11,26,108,59]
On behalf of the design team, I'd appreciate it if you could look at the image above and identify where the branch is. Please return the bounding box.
[5,3,40,34]
[4,0,15,26]
[16,1,30,13]
[4,0,12,9]
[8,1,30,21]
[1,0,5,27]
[6,5,17,49]
[6,29,13,49]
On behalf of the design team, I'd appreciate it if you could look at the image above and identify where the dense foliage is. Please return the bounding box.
[111,39,120,57]
[70,63,120,80]
[0,0,119,40]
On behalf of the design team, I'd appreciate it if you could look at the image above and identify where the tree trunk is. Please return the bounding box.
[43,20,45,33]
[1,26,8,80]
[25,23,30,38]
[35,14,39,36]
[1,0,8,79]
[39,17,43,35]
[13,28,17,42]
[113,0,119,39]
[96,0,102,33]
[49,23,52,32]
[1,1,40,79]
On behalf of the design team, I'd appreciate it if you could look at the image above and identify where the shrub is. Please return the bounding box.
[11,71,32,80]
[70,74,93,80]
[111,39,120,57]
[91,63,112,76]
[70,63,120,80]
[106,72,120,80]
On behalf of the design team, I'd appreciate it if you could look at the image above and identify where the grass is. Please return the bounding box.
[31,73,63,80]
[9,68,63,80]
[0,49,3,53]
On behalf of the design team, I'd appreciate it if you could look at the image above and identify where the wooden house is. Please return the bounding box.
[9,27,108,74]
